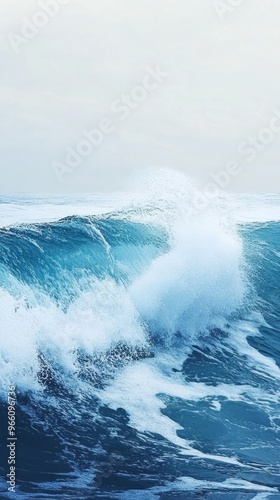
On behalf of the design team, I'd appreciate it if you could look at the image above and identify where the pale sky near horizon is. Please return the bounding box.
[0,0,280,194]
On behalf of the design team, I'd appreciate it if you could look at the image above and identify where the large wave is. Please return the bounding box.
[0,172,279,498]
[0,202,246,394]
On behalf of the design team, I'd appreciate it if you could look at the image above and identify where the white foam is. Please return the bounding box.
[113,477,277,498]
[176,477,277,493]
[226,319,280,381]
[130,213,245,341]
[0,279,147,395]
[210,400,222,411]
[100,356,275,466]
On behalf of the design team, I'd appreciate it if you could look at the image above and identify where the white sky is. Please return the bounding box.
[0,0,280,193]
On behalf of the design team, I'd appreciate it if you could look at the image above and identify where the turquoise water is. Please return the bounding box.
[0,191,279,499]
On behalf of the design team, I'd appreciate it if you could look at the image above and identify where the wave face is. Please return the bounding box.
[0,179,280,499]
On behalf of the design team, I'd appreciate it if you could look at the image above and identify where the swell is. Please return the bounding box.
[0,209,248,394]
[0,215,168,303]
[241,221,280,367]
[1,208,279,397]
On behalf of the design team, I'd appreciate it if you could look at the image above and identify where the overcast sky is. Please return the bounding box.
[1,0,280,193]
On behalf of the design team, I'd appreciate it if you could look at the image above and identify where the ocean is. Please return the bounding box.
[0,176,279,499]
